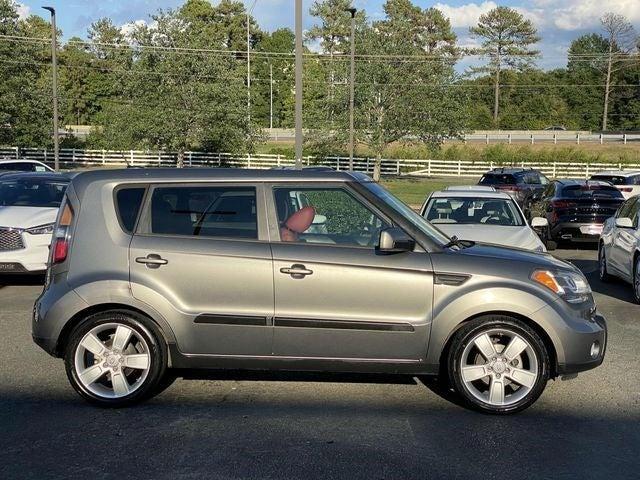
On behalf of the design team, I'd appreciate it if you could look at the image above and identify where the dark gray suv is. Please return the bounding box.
[33,169,606,414]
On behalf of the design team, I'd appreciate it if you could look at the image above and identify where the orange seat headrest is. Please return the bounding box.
[285,206,316,233]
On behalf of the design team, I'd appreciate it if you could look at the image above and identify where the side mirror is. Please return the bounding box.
[377,228,415,253]
[615,217,633,229]
[530,217,549,229]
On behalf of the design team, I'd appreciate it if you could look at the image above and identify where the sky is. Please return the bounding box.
[16,0,640,69]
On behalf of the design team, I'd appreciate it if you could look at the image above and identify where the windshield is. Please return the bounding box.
[424,197,525,226]
[0,179,68,208]
[362,182,450,245]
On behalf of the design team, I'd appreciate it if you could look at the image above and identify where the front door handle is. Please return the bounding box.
[280,264,313,278]
[136,254,168,269]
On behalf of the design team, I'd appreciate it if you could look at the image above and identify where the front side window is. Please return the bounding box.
[423,197,525,226]
[149,186,257,239]
[0,179,68,207]
[273,187,389,247]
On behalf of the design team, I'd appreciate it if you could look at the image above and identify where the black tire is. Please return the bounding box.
[633,256,640,304]
[599,245,613,283]
[64,310,167,407]
[447,315,550,415]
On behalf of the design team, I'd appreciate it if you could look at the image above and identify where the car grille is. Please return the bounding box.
[0,228,25,252]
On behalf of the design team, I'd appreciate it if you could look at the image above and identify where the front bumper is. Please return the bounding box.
[556,313,607,375]
[0,232,51,272]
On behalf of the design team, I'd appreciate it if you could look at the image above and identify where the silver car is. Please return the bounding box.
[420,188,548,252]
[599,194,640,302]
[33,169,606,414]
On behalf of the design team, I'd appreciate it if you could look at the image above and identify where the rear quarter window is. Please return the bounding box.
[116,187,146,233]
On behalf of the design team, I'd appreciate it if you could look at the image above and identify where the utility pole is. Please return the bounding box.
[269,63,274,130]
[294,0,303,169]
[42,6,59,172]
[246,0,258,126]
[346,7,357,171]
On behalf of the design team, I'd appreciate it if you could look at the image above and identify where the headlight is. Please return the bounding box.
[25,223,54,235]
[531,269,591,304]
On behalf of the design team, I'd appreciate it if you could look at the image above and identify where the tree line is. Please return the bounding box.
[0,0,639,175]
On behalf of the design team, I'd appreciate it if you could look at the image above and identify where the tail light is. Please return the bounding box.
[51,202,74,265]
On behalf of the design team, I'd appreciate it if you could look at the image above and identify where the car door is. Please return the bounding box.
[129,183,274,356]
[610,198,640,280]
[268,183,433,361]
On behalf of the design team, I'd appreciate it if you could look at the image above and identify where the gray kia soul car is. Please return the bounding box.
[33,169,606,414]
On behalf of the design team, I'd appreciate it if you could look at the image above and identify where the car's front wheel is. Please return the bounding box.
[64,311,167,407]
[448,316,550,414]
[633,256,640,304]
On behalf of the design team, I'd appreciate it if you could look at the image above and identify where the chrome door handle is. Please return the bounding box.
[136,254,168,269]
[280,264,313,278]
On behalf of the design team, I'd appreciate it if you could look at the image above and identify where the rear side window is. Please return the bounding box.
[149,186,257,239]
[116,187,146,233]
[479,174,516,185]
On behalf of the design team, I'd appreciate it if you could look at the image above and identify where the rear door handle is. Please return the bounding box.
[280,264,313,278]
[136,254,168,269]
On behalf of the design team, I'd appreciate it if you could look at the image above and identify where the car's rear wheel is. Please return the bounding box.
[64,311,167,407]
[599,246,613,282]
[448,316,550,414]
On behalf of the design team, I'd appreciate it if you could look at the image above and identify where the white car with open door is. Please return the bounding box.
[420,189,549,252]
[0,172,70,274]
[599,195,640,302]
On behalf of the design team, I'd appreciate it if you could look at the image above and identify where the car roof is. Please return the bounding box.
[591,170,640,177]
[429,190,513,200]
[485,167,537,175]
[444,185,496,192]
[0,171,74,182]
[70,168,368,197]
[0,159,48,164]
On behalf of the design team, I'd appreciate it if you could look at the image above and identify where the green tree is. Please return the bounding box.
[0,0,52,147]
[93,4,253,163]
[469,6,540,126]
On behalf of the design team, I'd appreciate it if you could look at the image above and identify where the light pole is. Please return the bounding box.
[42,6,59,171]
[246,0,258,125]
[346,7,356,171]
[269,63,274,130]
[294,0,303,169]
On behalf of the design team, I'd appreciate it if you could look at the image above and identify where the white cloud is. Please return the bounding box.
[433,2,497,28]
[15,1,30,20]
[552,0,640,31]
[119,19,148,38]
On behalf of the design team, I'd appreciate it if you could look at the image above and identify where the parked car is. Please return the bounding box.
[544,126,567,131]
[420,189,548,252]
[0,159,53,173]
[0,172,71,273]
[478,168,550,211]
[599,195,640,302]
[33,169,606,414]
[529,179,625,243]
[590,170,640,199]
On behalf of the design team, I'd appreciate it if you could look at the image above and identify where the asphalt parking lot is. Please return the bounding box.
[1,248,639,480]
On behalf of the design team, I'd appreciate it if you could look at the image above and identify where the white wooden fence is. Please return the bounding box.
[2,147,640,178]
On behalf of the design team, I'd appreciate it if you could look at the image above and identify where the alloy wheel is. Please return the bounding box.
[459,328,539,407]
[74,322,151,399]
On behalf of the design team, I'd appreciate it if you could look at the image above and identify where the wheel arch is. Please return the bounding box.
[55,303,176,363]
[437,310,559,379]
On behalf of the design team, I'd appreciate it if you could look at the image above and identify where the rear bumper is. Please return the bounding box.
[550,222,604,242]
